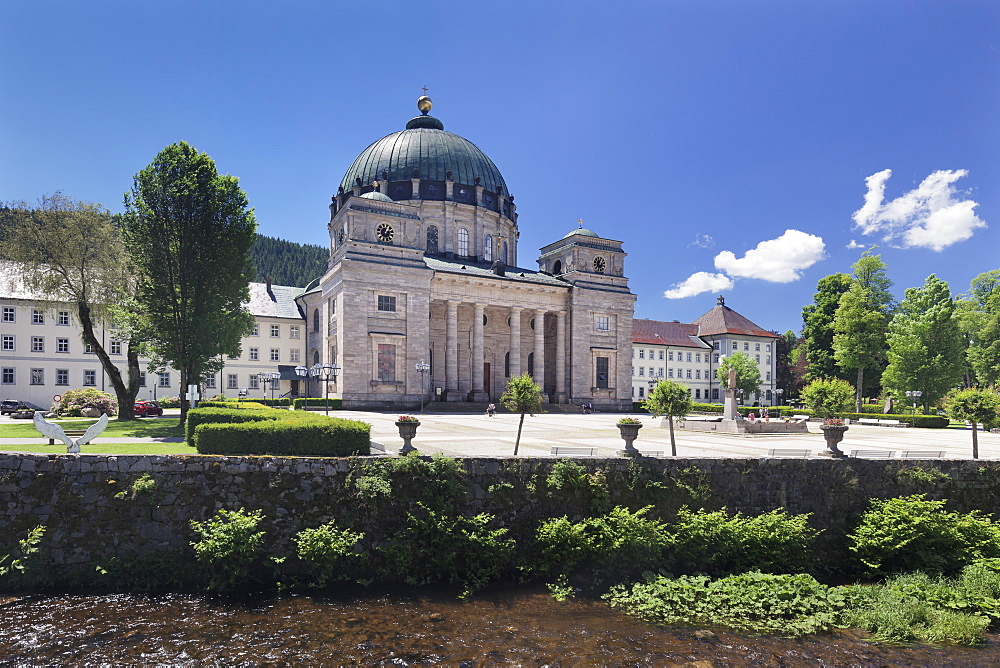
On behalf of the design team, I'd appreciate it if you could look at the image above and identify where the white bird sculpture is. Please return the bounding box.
[33,412,109,453]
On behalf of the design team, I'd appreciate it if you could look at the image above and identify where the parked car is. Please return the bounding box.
[0,400,28,415]
[133,400,164,417]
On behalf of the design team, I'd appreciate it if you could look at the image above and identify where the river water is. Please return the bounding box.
[2,588,999,665]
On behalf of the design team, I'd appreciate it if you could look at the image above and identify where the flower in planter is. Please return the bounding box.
[822,418,845,426]
[618,417,642,425]
[397,415,419,423]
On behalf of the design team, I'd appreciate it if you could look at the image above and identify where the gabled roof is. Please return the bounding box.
[632,318,709,348]
[424,256,568,288]
[692,303,777,338]
[246,282,306,319]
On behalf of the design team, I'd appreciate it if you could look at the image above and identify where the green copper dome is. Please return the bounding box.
[563,227,600,239]
[359,191,393,202]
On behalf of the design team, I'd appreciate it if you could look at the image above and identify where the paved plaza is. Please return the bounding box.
[5,410,993,460]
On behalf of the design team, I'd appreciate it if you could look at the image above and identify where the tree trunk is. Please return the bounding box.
[77,301,139,420]
[855,367,865,413]
[972,423,979,460]
[513,413,525,456]
[179,368,190,426]
[668,416,677,457]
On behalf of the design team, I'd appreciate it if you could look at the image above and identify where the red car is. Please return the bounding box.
[134,400,164,417]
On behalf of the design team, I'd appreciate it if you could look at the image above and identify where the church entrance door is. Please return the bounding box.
[483,363,491,398]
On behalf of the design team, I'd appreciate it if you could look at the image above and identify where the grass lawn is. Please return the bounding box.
[0,416,185,439]
[0,442,197,455]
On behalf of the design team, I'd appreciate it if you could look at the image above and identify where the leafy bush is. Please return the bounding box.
[347,453,467,512]
[667,507,819,577]
[57,388,117,416]
[0,525,45,579]
[839,412,949,427]
[292,397,343,410]
[606,571,846,636]
[157,396,181,408]
[379,502,515,597]
[190,508,267,590]
[294,521,365,587]
[801,378,855,418]
[847,494,1000,576]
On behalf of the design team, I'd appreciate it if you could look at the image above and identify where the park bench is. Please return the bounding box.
[899,450,946,459]
[857,418,880,426]
[635,451,663,457]
[551,446,595,457]
[850,449,895,459]
[766,448,812,458]
[48,429,86,446]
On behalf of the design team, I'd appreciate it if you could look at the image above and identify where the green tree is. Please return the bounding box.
[122,142,257,423]
[0,194,143,419]
[948,387,1000,460]
[775,330,803,399]
[643,378,693,456]
[716,352,762,399]
[801,273,852,383]
[957,270,1000,387]
[499,372,544,456]
[800,377,855,418]
[883,275,965,413]
[833,250,894,412]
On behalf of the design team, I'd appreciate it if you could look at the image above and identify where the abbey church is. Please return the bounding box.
[294,97,637,410]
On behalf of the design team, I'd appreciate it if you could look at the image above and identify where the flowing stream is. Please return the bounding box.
[2,588,999,665]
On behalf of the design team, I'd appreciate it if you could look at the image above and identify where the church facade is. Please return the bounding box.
[295,97,636,410]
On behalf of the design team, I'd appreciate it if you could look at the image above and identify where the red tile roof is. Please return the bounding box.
[632,319,707,347]
[692,305,777,338]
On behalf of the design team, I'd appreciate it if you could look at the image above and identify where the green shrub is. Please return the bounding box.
[667,507,819,577]
[606,571,846,636]
[847,494,1000,576]
[346,453,466,512]
[157,396,181,409]
[57,388,117,416]
[190,508,267,591]
[194,418,370,457]
[292,397,343,410]
[293,521,365,587]
[185,406,277,443]
[379,502,515,597]
[0,525,45,579]
[839,412,949,427]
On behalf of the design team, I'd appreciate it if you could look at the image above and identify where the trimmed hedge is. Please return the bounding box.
[194,418,370,457]
[293,398,343,410]
[185,406,278,443]
[841,413,949,428]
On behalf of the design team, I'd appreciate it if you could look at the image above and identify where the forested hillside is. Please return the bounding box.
[251,235,326,287]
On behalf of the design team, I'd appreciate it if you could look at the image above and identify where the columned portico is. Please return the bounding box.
[468,303,488,402]
[533,308,546,397]
[445,300,461,401]
[554,310,567,403]
[509,306,522,377]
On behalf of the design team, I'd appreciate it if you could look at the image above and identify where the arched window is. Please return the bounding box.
[426,225,439,254]
[504,351,510,377]
[313,308,320,332]
[503,240,508,264]
[527,352,534,376]
[553,260,562,274]
[484,234,493,262]
[458,228,469,256]
[312,350,319,365]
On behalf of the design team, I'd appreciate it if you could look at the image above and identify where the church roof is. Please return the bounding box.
[246,282,306,319]
[632,318,710,348]
[423,256,567,288]
[692,300,777,338]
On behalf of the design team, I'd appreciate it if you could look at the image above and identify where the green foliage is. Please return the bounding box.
[189,507,266,591]
[156,395,181,408]
[667,507,819,577]
[57,388,118,417]
[847,494,1000,576]
[715,352,762,397]
[122,140,258,421]
[379,502,514,597]
[114,472,157,501]
[606,571,846,636]
[251,234,326,288]
[800,377,855,418]
[898,466,951,485]
[500,372,544,455]
[883,275,965,413]
[347,453,467,512]
[643,378,693,456]
[802,273,854,383]
[546,458,591,491]
[948,387,1000,431]
[958,269,1000,387]
[293,521,365,588]
[292,397,343,410]
[0,525,45,578]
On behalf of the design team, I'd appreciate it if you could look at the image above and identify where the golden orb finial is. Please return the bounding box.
[417,95,432,114]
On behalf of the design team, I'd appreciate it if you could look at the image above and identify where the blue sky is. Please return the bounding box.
[2,0,997,334]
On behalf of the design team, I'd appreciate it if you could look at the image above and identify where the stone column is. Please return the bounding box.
[509,307,522,377]
[445,300,461,402]
[533,309,546,397]
[469,303,488,402]
[554,311,566,404]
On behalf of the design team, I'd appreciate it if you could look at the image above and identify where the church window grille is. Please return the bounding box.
[378,295,396,312]
[484,234,493,261]
[377,344,396,382]
[596,356,609,389]
[458,228,469,256]
[426,226,439,253]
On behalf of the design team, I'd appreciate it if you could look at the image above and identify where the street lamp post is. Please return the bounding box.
[905,390,922,416]
[256,372,271,401]
[294,365,309,406]
[415,359,430,413]
[270,371,280,403]
[647,370,663,401]
[311,362,340,416]
[775,388,784,406]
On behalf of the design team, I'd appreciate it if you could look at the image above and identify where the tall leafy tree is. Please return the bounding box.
[499,372,544,456]
[801,273,852,383]
[947,387,1000,460]
[0,194,143,419]
[775,330,803,398]
[833,250,894,412]
[122,142,257,422]
[643,378,693,456]
[716,352,762,400]
[957,270,1000,387]
[882,275,964,413]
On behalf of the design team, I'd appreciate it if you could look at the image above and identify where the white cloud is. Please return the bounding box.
[663,272,734,299]
[852,169,987,251]
[712,229,826,283]
[846,239,864,249]
[688,233,715,249]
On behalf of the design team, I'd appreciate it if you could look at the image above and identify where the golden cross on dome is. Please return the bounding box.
[421,85,428,95]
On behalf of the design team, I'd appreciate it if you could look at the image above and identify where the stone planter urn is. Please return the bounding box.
[617,421,643,457]
[395,419,420,455]
[820,424,849,458]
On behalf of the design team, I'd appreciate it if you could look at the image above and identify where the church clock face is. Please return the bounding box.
[375,223,394,244]
[593,256,606,273]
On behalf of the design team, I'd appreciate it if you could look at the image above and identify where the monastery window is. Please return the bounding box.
[668,369,674,378]
[638,350,644,359]
[426,226,439,254]
[458,228,469,256]
[755,343,760,351]
[595,315,609,331]
[744,342,749,351]
[249,347,259,361]
[686,352,692,362]
[696,353,701,363]
[249,376,259,390]
[695,370,701,379]
[755,355,760,363]
[713,388,719,400]
[290,325,300,339]
[252,323,260,336]
[58,311,70,325]
[313,309,320,332]
[271,324,280,337]
[204,375,216,389]
[686,369,692,379]
[668,351,673,361]
[110,341,122,355]
[714,340,720,350]
[732,341,737,350]
[766,344,772,352]
[31,337,44,353]
[377,344,396,382]
[484,234,493,262]
[139,372,146,387]
[85,343,95,354]
[596,356,609,389]
[158,373,170,388]
[1,335,12,351]
[329,298,336,317]
[695,389,701,399]
[766,390,772,401]
[638,386,644,398]
[227,374,238,390]
[290,349,300,363]
[270,348,280,362]
[57,338,69,353]
[766,371,772,381]
[766,355,771,364]
[2,307,14,323]
[84,370,96,386]
[502,240,508,264]
[313,350,320,365]
[1,368,13,385]
[377,295,397,312]
[714,354,720,363]
[658,350,664,360]
[638,367,644,376]
[56,369,68,386]
[32,309,44,325]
